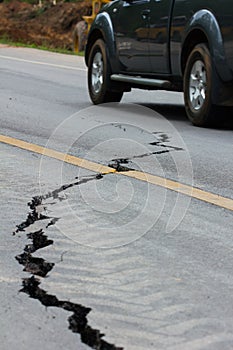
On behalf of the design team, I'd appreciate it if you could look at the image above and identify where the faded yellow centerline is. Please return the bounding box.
[1,134,233,212]
[0,134,115,175]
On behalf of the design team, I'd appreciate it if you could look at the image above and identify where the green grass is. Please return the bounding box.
[0,37,84,56]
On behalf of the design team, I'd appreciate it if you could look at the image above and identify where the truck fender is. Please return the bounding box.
[182,9,233,82]
[85,12,119,72]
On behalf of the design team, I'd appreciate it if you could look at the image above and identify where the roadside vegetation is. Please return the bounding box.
[0,0,91,52]
[0,36,84,55]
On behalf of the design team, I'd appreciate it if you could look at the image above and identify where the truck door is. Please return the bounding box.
[115,0,151,73]
[148,0,173,73]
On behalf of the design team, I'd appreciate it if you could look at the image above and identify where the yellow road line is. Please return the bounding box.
[0,135,114,175]
[1,134,233,212]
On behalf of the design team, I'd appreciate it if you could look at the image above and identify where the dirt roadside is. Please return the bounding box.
[0,0,91,51]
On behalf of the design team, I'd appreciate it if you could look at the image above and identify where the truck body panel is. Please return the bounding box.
[85,0,233,114]
[87,0,233,83]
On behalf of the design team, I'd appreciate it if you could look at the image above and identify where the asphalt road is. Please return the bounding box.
[1,46,233,350]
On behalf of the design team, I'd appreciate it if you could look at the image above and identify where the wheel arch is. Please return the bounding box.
[181,29,208,75]
[181,10,233,82]
[85,12,118,73]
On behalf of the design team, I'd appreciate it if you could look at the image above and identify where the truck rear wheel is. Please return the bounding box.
[88,39,123,104]
[184,43,221,127]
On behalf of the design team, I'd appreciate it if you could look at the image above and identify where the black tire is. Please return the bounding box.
[88,39,123,104]
[184,43,221,127]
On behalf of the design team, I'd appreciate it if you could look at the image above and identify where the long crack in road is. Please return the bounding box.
[14,173,124,350]
[13,135,183,349]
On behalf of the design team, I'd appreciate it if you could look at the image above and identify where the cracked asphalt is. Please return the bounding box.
[1,46,233,350]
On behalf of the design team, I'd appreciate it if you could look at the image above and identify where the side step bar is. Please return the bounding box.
[111,74,172,89]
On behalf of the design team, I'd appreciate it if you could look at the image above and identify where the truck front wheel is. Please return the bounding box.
[88,39,123,104]
[184,43,221,127]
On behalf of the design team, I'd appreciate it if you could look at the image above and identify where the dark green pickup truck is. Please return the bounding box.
[85,0,233,126]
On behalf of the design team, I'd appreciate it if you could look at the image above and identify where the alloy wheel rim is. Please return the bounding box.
[91,51,103,94]
[189,60,207,111]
